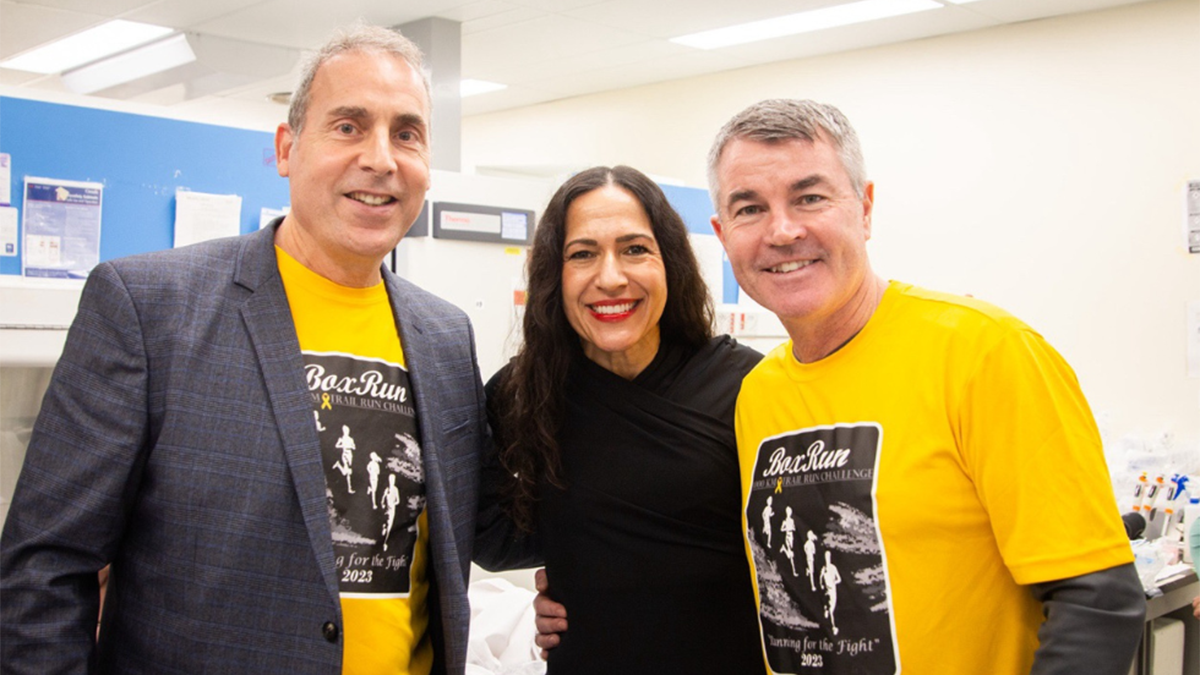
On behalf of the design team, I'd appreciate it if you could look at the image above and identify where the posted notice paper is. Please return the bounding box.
[174,189,242,248]
[22,177,102,279]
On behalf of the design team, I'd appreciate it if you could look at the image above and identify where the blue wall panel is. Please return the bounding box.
[660,182,738,304]
[0,96,289,276]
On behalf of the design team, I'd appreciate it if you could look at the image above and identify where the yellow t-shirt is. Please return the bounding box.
[736,281,1132,675]
[277,247,432,675]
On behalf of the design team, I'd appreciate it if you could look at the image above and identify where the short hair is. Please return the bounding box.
[706,99,868,211]
[493,165,714,530]
[287,23,429,135]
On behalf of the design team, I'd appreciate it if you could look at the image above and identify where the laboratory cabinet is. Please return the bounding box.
[1133,571,1199,675]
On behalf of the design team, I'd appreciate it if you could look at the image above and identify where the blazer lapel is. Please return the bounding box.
[234,227,341,605]
[386,276,456,582]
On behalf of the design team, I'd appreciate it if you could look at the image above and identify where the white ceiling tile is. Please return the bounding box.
[0,1,108,59]
[946,0,1158,22]
[390,0,498,28]
[123,0,278,31]
[439,0,520,23]
[504,0,608,12]
[529,67,659,99]
[461,47,755,117]
[468,38,692,84]
[463,14,648,72]
[187,0,479,48]
[565,0,839,38]
[461,6,545,34]
[6,0,157,16]
[529,49,752,99]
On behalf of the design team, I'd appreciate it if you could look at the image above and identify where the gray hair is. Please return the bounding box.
[287,23,429,135]
[706,99,868,211]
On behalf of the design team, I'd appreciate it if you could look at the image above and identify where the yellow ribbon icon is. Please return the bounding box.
[775,477,783,494]
[320,393,332,410]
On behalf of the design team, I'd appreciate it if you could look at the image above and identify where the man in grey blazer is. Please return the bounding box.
[1,24,487,674]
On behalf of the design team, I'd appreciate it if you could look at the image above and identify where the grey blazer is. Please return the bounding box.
[0,225,487,674]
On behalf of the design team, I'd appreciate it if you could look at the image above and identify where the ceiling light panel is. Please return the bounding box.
[460,79,507,97]
[61,33,197,95]
[671,0,944,50]
[0,20,175,74]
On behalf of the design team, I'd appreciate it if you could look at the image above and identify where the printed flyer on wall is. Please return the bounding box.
[22,177,102,279]
[0,207,17,257]
[0,153,12,205]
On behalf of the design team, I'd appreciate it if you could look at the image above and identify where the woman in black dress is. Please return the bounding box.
[475,165,764,674]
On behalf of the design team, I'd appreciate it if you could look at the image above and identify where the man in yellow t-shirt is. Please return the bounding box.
[261,23,459,675]
[707,99,1145,674]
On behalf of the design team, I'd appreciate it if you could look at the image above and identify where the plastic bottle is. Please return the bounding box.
[1184,498,1200,566]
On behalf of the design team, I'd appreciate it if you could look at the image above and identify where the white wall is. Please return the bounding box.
[462,0,1200,453]
[397,170,556,380]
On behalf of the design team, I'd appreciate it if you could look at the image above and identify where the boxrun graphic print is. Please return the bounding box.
[745,423,897,674]
[307,351,425,597]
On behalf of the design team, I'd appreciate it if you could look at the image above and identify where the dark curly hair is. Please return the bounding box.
[492,165,714,531]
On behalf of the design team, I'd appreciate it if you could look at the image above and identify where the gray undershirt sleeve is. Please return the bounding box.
[1028,562,1146,675]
